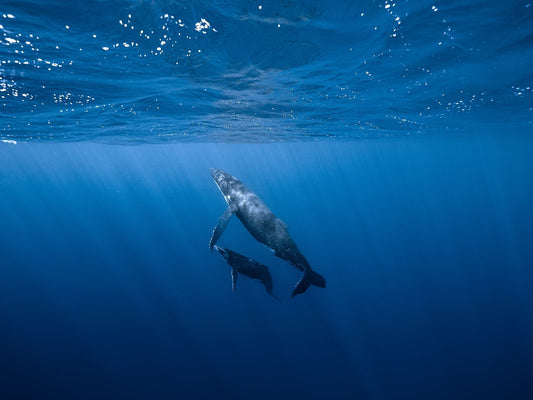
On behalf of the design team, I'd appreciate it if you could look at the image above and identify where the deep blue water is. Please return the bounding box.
[1,1,533,399]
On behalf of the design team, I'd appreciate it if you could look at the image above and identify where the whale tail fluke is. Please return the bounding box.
[292,269,326,297]
[271,294,283,304]
[310,270,326,288]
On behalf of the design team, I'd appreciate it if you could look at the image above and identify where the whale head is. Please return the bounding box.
[210,168,229,183]
[210,168,240,198]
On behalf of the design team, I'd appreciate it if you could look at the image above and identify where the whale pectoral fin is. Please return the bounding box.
[231,268,238,293]
[209,203,237,251]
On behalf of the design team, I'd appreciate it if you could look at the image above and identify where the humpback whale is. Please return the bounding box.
[214,245,280,301]
[209,168,326,297]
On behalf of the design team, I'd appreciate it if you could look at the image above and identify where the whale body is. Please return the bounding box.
[209,168,325,297]
[213,245,279,301]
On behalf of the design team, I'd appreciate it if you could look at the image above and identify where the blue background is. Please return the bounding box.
[1,0,533,399]
[2,138,533,399]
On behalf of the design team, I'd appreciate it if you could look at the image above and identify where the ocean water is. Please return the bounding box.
[1,1,533,399]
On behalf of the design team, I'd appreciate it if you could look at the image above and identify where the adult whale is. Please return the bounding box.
[209,168,326,297]
[213,245,280,302]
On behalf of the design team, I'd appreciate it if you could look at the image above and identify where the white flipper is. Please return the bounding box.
[209,203,237,251]
[231,268,238,292]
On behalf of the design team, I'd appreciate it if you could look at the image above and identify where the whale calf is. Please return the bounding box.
[209,168,326,297]
[214,245,279,301]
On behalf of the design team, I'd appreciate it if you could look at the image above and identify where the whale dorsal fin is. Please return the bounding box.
[231,268,238,292]
[209,203,238,251]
